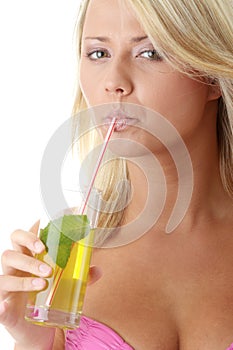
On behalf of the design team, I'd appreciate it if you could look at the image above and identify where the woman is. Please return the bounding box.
[1,0,233,349]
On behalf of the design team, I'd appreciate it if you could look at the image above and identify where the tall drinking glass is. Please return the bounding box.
[25,188,101,329]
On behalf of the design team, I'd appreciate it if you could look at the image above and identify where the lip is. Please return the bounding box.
[104,109,139,132]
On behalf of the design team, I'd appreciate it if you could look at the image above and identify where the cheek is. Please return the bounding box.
[138,75,210,144]
[143,76,209,124]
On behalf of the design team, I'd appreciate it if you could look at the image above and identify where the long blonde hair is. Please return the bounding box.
[72,0,233,236]
[125,0,233,197]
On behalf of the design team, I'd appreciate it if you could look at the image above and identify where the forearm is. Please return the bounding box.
[14,342,54,350]
[14,328,57,350]
[14,337,54,350]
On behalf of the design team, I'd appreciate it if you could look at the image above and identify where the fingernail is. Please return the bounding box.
[32,278,46,289]
[39,264,51,275]
[34,240,44,253]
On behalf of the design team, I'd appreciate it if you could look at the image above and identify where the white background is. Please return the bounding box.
[0,1,81,347]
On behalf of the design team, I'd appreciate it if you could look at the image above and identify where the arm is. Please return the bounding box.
[0,222,54,350]
[1,223,101,350]
[52,329,65,350]
[14,333,55,350]
[13,328,64,350]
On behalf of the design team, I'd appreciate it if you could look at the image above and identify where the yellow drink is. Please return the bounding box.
[25,216,94,329]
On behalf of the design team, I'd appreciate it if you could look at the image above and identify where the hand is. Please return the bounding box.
[0,222,55,349]
[0,221,102,349]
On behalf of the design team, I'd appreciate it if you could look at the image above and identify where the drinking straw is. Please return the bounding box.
[45,117,116,308]
[80,116,116,214]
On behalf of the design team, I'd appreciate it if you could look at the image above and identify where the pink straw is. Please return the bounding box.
[80,117,116,214]
[45,117,116,308]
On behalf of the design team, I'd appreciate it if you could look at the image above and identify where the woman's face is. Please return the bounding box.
[79,0,215,148]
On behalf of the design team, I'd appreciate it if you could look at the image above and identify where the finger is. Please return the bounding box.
[10,229,45,255]
[0,275,47,294]
[1,250,52,277]
[87,265,102,285]
[29,220,40,234]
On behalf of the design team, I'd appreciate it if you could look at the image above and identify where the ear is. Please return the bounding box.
[207,82,222,102]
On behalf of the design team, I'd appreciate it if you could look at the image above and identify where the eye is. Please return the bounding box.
[86,49,110,60]
[139,49,162,61]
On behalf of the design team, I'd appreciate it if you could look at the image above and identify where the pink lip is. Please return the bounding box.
[104,110,138,132]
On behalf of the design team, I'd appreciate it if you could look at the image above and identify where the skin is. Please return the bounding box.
[79,0,233,349]
[0,0,232,349]
[79,0,228,229]
[0,221,101,350]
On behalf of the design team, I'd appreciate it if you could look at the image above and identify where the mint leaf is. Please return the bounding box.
[39,214,90,269]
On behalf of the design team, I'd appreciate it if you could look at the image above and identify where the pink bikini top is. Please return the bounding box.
[65,315,233,350]
[65,315,133,350]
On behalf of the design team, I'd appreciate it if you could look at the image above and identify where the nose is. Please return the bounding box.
[104,61,133,97]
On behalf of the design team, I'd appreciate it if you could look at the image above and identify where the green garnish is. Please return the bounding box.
[40,214,90,269]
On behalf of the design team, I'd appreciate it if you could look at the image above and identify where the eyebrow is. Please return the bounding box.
[84,35,148,43]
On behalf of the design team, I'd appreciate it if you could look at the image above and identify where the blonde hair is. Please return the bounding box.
[73,0,233,236]
[125,0,233,197]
